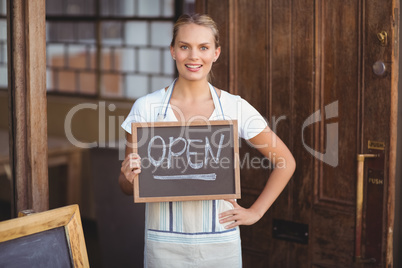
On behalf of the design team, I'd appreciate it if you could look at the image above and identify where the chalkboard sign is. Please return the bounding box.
[131,120,240,203]
[0,205,89,268]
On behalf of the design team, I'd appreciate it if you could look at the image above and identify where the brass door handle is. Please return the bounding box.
[377,31,388,46]
[355,154,379,262]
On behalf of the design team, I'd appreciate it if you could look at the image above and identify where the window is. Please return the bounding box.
[0,0,196,97]
[46,0,178,99]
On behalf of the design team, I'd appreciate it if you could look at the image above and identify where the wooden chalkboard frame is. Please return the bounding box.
[131,120,241,203]
[0,205,89,267]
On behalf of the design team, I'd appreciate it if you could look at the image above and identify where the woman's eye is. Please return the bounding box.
[201,46,208,51]
[180,45,188,50]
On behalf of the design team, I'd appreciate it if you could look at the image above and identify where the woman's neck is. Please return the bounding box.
[172,78,211,101]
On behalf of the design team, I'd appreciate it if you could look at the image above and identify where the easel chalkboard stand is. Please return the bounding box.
[0,205,89,267]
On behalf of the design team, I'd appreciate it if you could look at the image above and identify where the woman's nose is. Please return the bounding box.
[189,49,199,60]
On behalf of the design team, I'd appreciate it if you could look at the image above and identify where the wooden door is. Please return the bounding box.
[196,0,398,267]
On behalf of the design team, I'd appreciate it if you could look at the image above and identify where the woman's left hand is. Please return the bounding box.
[218,199,262,229]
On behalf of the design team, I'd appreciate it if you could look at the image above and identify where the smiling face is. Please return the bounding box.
[170,23,221,82]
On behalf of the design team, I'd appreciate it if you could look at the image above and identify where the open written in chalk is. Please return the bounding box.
[131,120,240,203]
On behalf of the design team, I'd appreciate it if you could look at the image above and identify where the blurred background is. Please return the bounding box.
[0,0,195,267]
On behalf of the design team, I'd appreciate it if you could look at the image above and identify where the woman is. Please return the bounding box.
[119,14,295,267]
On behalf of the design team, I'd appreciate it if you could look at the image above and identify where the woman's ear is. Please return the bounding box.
[214,46,221,62]
[170,46,175,60]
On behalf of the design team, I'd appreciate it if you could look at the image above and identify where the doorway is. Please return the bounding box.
[197,0,399,267]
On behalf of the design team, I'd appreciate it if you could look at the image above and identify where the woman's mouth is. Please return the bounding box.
[185,64,202,71]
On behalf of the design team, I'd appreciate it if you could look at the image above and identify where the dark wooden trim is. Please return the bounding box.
[195,0,207,14]
[228,0,238,95]
[7,0,16,217]
[8,0,29,217]
[8,0,48,215]
[45,16,175,21]
[174,0,184,20]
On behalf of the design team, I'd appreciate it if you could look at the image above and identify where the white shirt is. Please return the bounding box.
[121,87,267,140]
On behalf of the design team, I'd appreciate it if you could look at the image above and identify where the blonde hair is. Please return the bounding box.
[170,14,220,49]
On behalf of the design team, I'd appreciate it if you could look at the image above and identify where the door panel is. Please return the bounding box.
[312,1,359,265]
[316,0,359,207]
[197,0,398,267]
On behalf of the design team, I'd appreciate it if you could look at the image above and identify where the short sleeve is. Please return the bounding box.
[121,96,148,134]
[238,98,268,140]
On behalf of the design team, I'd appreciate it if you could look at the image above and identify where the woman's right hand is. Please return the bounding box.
[120,153,142,184]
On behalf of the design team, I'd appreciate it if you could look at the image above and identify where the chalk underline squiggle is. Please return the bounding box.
[153,173,217,181]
